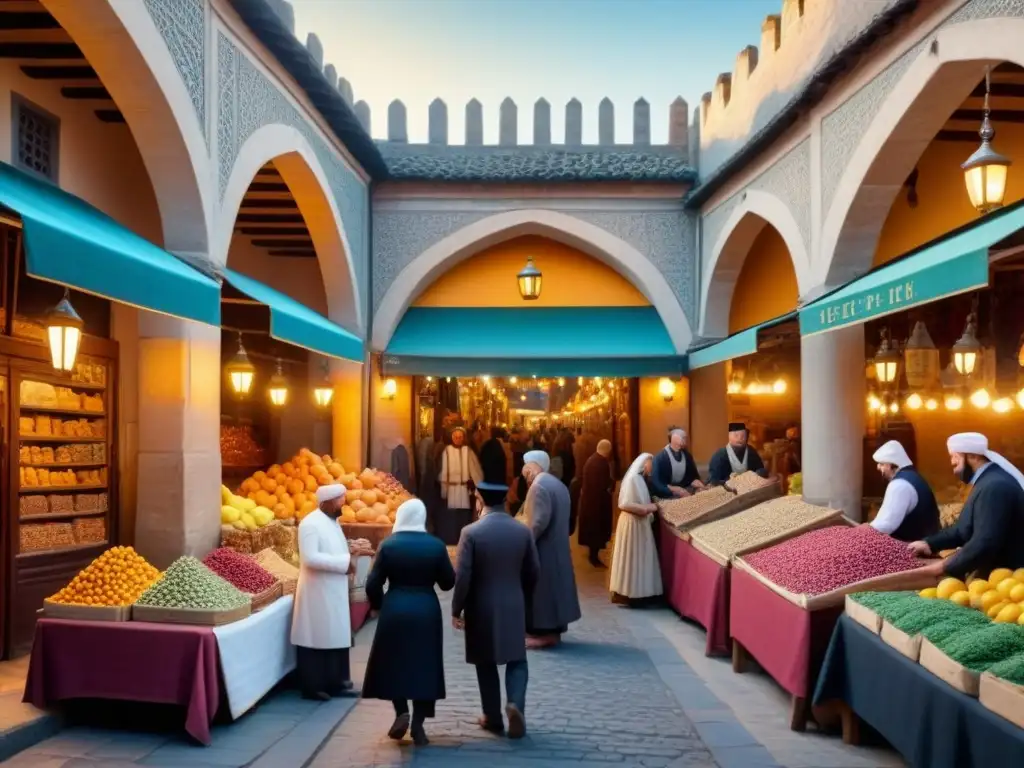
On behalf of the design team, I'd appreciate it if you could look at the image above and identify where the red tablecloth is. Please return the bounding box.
[658,520,729,656]
[350,600,371,634]
[729,568,843,698]
[24,619,219,744]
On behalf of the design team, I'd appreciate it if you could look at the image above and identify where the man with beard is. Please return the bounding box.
[707,422,767,485]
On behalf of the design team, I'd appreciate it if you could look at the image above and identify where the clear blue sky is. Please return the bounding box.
[289,0,780,145]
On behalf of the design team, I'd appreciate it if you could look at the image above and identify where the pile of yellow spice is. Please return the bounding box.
[49,546,161,607]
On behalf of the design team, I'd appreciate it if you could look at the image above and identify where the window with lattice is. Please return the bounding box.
[11,95,59,182]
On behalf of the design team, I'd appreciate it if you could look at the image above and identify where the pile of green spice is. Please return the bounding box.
[888,598,978,635]
[986,653,1024,686]
[935,623,1024,672]
[920,612,990,645]
[849,591,919,621]
[135,556,250,610]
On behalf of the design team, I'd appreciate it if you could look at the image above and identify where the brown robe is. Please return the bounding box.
[577,452,614,551]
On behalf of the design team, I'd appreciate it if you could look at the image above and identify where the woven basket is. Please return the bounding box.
[250,580,283,612]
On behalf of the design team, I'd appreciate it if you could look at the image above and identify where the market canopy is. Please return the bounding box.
[383,306,685,377]
[223,268,363,362]
[687,311,796,370]
[799,200,1024,337]
[0,161,221,326]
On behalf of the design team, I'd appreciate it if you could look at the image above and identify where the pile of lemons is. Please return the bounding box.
[920,568,1024,624]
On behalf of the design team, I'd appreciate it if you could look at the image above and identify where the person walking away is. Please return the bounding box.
[292,484,371,699]
[552,430,576,490]
[610,454,664,604]
[649,428,703,498]
[479,427,509,487]
[452,481,540,739]
[578,439,614,568]
[438,426,483,545]
[870,440,940,542]
[521,450,582,648]
[362,499,455,746]
[908,432,1024,579]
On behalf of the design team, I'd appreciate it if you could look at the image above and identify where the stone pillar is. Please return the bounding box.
[133,314,222,568]
[800,325,866,519]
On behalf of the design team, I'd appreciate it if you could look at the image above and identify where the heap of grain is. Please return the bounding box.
[725,471,775,495]
[657,486,734,529]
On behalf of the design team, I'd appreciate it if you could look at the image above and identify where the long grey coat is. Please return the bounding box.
[524,472,582,632]
[452,511,540,665]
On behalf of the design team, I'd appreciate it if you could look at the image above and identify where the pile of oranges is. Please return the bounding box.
[49,546,162,607]
[237,448,352,522]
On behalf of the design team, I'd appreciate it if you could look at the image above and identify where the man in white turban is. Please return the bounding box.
[520,451,581,648]
[292,484,371,699]
[907,433,1024,579]
[869,440,940,541]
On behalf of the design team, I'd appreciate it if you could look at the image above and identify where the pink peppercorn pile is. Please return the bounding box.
[744,525,923,596]
[202,548,276,594]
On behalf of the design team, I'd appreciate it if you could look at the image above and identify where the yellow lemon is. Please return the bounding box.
[949,591,971,607]
[997,578,1021,598]
[1010,584,1024,603]
[919,587,938,599]
[981,590,1004,613]
[968,579,991,597]
[995,604,1023,624]
[989,568,1013,585]
[936,577,967,600]
[1019,612,1024,626]
[988,601,1010,619]
[1014,568,1024,583]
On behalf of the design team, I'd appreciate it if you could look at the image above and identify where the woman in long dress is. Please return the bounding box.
[610,453,663,604]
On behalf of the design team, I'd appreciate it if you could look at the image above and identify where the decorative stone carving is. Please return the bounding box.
[354,101,370,133]
[633,98,650,146]
[428,98,448,145]
[388,100,408,143]
[337,78,354,105]
[499,98,517,146]
[534,98,551,146]
[143,0,206,139]
[305,33,323,70]
[598,98,614,145]
[565,98,582,145]
[323,64,338,89]
[465,99,483,146]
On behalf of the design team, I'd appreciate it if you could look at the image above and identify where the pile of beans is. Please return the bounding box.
[203,547,276,594]
[744,525,924,596]
[657,486,733,528]
[726,471,774,495]
[937,624,1024,672]
[135,556,250,610]
[690,496,839,558]
[987,652,1024,685]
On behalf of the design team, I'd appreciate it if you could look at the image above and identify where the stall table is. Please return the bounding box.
[729,566,843,730]
[814,615,1024,767]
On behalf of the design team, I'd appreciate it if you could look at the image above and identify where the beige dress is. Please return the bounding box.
[610,455,663,599]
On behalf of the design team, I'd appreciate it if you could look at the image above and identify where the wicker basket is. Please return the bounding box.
[250,580,283,612]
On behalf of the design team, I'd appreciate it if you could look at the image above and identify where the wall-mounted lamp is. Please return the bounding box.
[657,377,676,403]
[313,361,333,408]
[268,359,288,406]
[382,378,398,400]
[45,288,83,373]
[225,333,255,396]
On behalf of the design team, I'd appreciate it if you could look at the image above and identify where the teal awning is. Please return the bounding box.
[0,161,220,326]
[688,312,796,370]
[799,202,1024,336]
[223,268,363,362]
[384,306,684,377]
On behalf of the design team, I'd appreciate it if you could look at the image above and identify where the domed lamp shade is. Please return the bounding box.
[963,69,1012,214]
[872,330,901,389]
[44,289,83,372]
[225,334,255,396]
[951,316,982,378]
[517,257,542,300]
[268,360,288,406]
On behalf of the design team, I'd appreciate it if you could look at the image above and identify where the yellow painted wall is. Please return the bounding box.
[638,377,690,457]
[874,123,1024,266]
[728,225,799,334]
[413,235,650,307]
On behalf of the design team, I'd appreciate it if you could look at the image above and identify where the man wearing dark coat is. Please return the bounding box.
[479,427,509,486]
[708,422,767,485]
[452,481,540,739]
[649,428,703,498]
[577,439,614,568]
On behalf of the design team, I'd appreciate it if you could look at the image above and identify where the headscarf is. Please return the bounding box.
[872,440,912,469]
[315,484,346,504]
[391,498,427,533]
[947,432,1024,490]
[524,450,550,473]
[619,453,653,508]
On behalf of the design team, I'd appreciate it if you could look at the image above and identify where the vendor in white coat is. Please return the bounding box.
[292,484,368,700]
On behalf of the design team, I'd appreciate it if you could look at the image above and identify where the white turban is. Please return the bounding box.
[315,483,347,504]
[947,432,1024,490]
[392,498,427,533]
[524,450,550,473]
[872,440,912,469]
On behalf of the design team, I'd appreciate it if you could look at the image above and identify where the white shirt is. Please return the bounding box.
[291,510,352,649]
[871,478,918,535]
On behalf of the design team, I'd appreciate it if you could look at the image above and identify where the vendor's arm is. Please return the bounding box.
[870,479,917,536]
[707,449,730,485]
[683,451,702,488]
[365,545,388,609]
[451,529,473,618]
[924,514,968,554]
[941,487,1014,578]
[747,448,768,478]
[646,452,673,499]
[299,523,351,575]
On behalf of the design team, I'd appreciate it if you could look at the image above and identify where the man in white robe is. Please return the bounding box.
[438,427,483,545]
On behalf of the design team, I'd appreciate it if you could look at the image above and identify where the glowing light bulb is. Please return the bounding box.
[993,397,1013,414]
[970,388,991,409]
[1017,389,1024,409]
[925,398,938,411]
[509,376,518,385]
[945,395,963,411]
[772,378,786,394]
[868,395,882,412]
[889,401,899,414]
[906,393,923,410]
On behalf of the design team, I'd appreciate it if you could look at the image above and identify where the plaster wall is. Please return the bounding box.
[727,225,799,334]
[638,377,690,459]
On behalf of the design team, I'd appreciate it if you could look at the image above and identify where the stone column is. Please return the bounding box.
[800,325,866,519]
[133,313,222,568]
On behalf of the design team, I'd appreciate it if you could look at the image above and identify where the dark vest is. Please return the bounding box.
[890,466,940,542]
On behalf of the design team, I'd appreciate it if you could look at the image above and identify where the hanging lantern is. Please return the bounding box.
[873,329,900,388]
[904,321,939,391]
[517,257,542,300]
[657,377,676,402]
[44,289,83,372]
[268,359,288,406]
[225,333,256,396]
[951,313,982,378]
[313,363,333,408]
[963,67,1012,214]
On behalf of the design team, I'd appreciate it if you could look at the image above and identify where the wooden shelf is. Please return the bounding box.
[20,484,107,494]
[19,510,106,522]
[19,435,105,443]
[16,541,108,559]
[22,375,106,392]
[20,406,106,417]
[20,461,106,469]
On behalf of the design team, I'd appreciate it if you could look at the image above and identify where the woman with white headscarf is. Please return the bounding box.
[609,453,663,603]
[363,499,455,746]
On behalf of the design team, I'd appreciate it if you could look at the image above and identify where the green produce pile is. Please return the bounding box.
[849,591,919,621]
[888,597,981,635]
[935,623,1024,673]
[135,556,250,611]
[987,653,1024,686]
[920,613,991,645]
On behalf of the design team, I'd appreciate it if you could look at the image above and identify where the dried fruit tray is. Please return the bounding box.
[250,580,283,613]
[980,672,1024,728]
[844,594,883,635]
[131,601,251,626]
[42,600,130,622]
[880,619,923,661]
[920,637,981,696]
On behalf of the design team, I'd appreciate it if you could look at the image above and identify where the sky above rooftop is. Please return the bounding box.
[289,0,780,146]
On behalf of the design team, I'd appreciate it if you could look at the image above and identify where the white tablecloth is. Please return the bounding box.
[212,595,296,719]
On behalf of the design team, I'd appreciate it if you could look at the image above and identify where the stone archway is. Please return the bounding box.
[700,189,810,339]
[219,124,363,335]
[371,208,693,354]
[820,17,1024,289]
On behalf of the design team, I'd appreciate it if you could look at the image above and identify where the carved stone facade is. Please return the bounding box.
[143,0,207,140]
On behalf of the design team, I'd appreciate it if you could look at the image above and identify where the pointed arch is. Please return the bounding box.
[218,124,363,335]
[700,189,810,339]
[372,209,692,353]
[820,17,1024,288]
